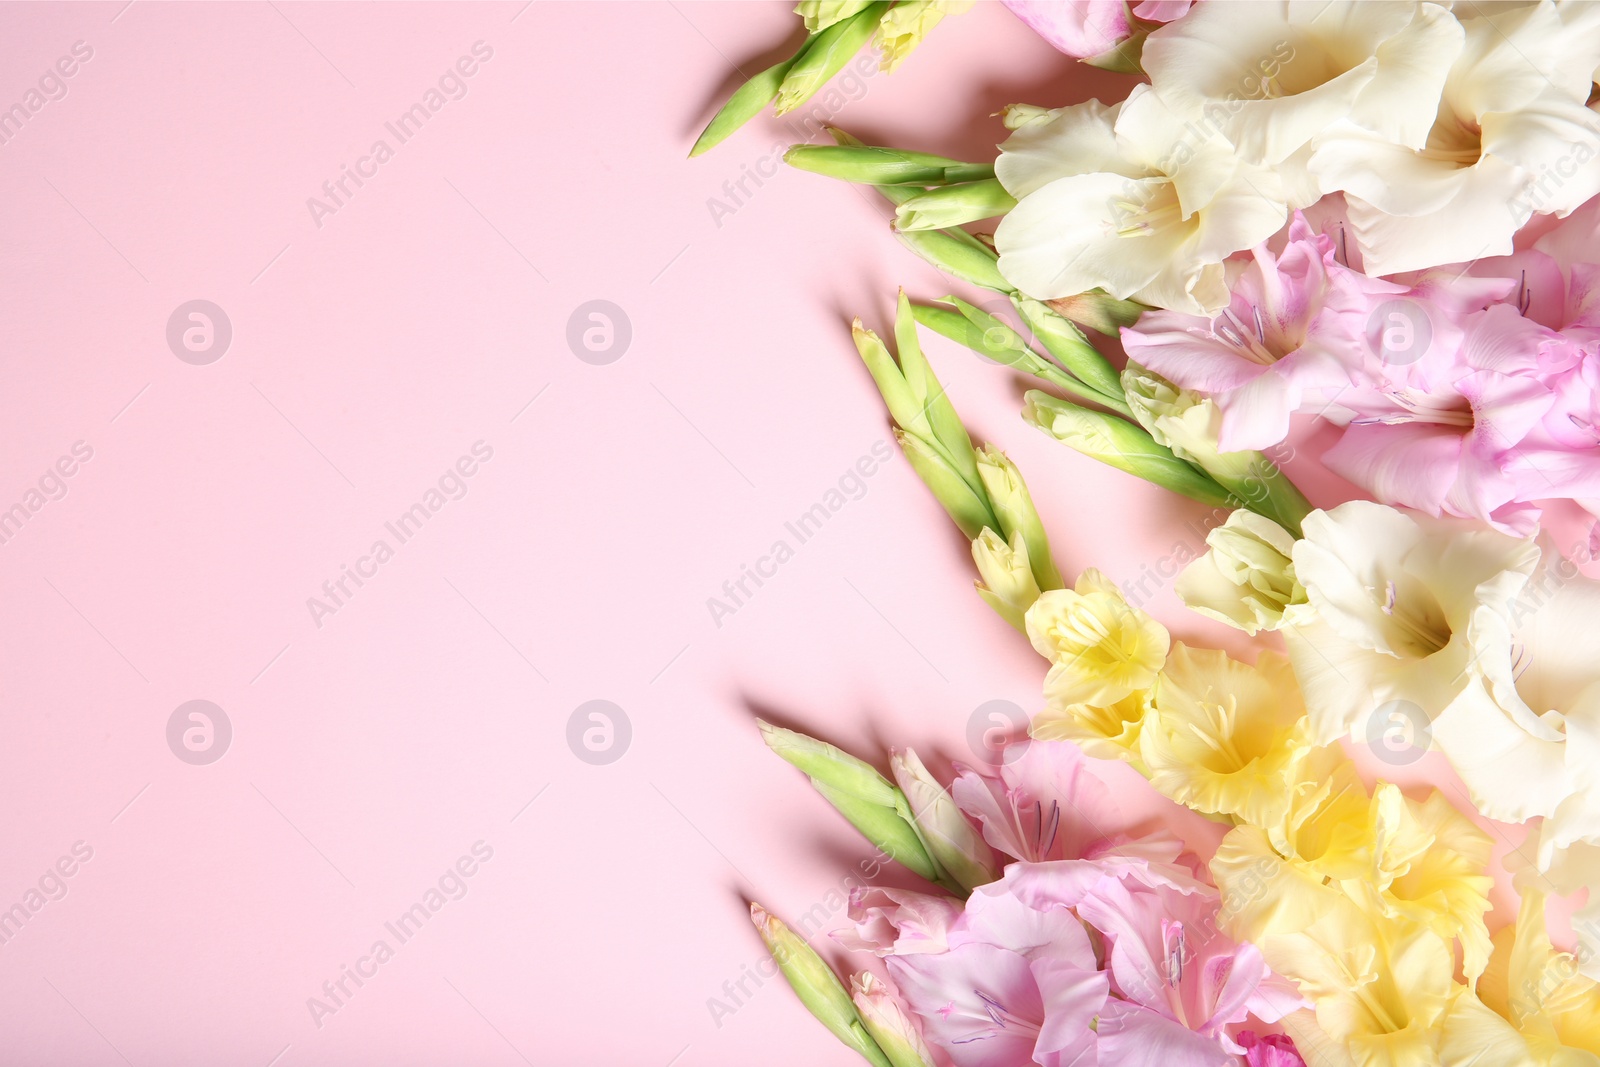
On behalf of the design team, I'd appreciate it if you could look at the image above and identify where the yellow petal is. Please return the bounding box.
[1140,644,1311,824]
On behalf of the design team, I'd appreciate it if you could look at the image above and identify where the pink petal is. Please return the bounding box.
[1094,999,1233,1067]
[1322,422,1464,515]
[889,943,1045,1067]
[1002,0,1132,59]
[1030,958,1109,1057]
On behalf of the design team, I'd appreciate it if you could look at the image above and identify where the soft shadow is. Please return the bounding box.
[682,21,811,139]
[840,62,1142,163]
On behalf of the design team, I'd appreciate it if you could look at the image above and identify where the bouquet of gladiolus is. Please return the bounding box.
[698,1,1600,1065]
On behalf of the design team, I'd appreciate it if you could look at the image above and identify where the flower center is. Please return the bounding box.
[1421,106,1483,167]
[1111,181,1186,239]
[1182,690,1259,771]
[1268,36,1358,97]
[1213,304,1281,366]
[1349,389,1475,428]
[1378,579,1451,656]
[963,989,1041,1043]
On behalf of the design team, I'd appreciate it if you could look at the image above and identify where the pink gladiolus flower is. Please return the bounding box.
[1069,877,1304,1059]
[874,741,1304,1067]
[1124,201,1600,530]
[804,740,1309,1067]
[1321,306,1558,533]
[887,879,1109,1067]
[949,740,1124,863]
[837,886,963,957]
[889,854,1303,1067]
[1318,266,1564,532]
[1003,0,1191,63]
[1121,213,1401,452]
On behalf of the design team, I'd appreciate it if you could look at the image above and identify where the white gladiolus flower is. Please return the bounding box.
[1430,546,1600,823]
[994,85,1287,314]
[1311,0,1600,275]
[1537,784,1600,980]
[1142,0,1465,166]
[1280,501,1538,744]
[1426,543,1600,978]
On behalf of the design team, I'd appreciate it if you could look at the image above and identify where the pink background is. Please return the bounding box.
[0,3,1565,1065]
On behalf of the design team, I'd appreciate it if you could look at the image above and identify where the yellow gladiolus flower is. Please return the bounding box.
[1480,887,1600,1058]
[1213,829,1443,1058]
[1272,753,1376,884]
[1368,784,1495,986]
[1139,644,1312,826]
[1024,568,1169,708]
[1030,688,1148,765]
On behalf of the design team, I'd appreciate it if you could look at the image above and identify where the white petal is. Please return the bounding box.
[995,98,1128,199]
[1431,680,1573,822]
[1144,0,1455,163]
[996,173,1177,300]
[1341,157,1529,276]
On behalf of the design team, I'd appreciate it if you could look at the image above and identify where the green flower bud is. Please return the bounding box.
[816,128,923,207]
[975,446,1061,592]
[785,144,993,186]
[894,228,1013,292]
[1022,391,1235,508]
[909,300,1029,369]
[896,430,995,541]
[852,296,999,538]
[750,904,895,1067]
[689,55,799,158]
[1121,365,1311,535]
[971,528,1042,632]
[776,2,890,116]
[915,296,1120,409]
[1011,297,1126,403]
[1176,510,1309,635]
[891,748,998,892]
[894,179,1016,231]
[758,721,940,881]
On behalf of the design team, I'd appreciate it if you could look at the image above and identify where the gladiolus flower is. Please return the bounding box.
[1025,568,1170,708]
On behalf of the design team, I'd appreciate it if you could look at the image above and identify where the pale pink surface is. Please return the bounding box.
[0,4,1566,1066]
